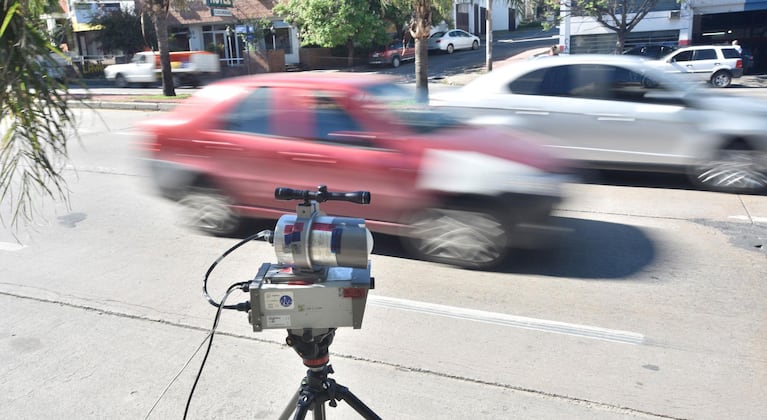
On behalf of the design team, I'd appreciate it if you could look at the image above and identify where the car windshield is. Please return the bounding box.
[360,83,463,133]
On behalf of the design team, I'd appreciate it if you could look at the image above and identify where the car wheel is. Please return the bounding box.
[710,70,732,88]
[472,40,479,50]
[391,56,401,68]
[689,145,767,193]
[446,44,455,54]
[402,207,509,269]
[177,189,241,236]
[115,74,127,88]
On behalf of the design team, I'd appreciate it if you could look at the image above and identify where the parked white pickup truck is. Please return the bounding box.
[103,51,221,88]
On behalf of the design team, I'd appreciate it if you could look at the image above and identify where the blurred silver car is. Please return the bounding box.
[432,54,767,194]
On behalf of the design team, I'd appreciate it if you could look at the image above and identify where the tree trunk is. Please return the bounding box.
[347,38,355,68]
[151,5,175,96]
[411,0,431,103]
[615,30,626,54]
[486,0,493,71]
[414,38,429,103]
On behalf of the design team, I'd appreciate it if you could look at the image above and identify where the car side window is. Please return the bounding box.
[221,87,272,134]
[671,50,693,62]
[693,49,717,60]
[539,66,574,96]
[507,68,544,95]
[721,48,741,59]
[605,66,671,103]
[566,64,616,100]
[312,95,364,144]
[508,66,570,96]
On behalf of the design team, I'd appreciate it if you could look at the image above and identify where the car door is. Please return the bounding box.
[454,30,470,49]
[511,64,653,163]
[666,48,716,82]
[129,53,156,83]
[688,48,719,80]
[456,64,696,165]
[404,38,416,60]
[207,85,416,223]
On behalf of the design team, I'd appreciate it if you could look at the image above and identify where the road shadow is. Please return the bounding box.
[576,169,699,191]
[576,169,766,196]
[371,216,656,279]
[498,217,656,278]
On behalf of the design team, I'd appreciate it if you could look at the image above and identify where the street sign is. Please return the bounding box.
[206,0,234,7]
[211,8,233,17]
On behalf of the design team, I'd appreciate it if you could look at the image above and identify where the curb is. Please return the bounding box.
[68,100,179,111]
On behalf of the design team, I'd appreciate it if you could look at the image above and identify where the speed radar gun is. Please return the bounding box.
[248,185,381,420]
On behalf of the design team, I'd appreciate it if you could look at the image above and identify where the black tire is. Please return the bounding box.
[391,56,401,68]
[446,44,455,54]
[401,207,509,269]
[177,188,241,236]
[472,40,479,50]
[689,144,767,193]
[711,70,732,88]
[114,74,128,88]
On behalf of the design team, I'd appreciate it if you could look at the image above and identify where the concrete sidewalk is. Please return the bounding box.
[0,293,656,419]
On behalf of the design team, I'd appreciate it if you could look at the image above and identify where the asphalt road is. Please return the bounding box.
[1,109,766,419]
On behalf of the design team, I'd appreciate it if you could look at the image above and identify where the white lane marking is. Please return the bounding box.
[0,242,26,251]
[728,215,767,223]
[369,295,645,345]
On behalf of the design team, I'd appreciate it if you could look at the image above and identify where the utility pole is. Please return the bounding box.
[486,0,493,71]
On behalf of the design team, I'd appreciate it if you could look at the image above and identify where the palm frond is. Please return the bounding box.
[1,1,78,228]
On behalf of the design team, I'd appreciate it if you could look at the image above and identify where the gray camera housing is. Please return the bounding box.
[248,262,372,332]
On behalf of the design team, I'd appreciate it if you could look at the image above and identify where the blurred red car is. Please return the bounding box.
[139,73,567,269]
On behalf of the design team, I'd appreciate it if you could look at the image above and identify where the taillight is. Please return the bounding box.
[736,59,743,69]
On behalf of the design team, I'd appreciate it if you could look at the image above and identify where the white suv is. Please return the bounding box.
[658,45,743,88]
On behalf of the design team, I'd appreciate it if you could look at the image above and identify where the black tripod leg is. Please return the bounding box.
[334,386,382,420]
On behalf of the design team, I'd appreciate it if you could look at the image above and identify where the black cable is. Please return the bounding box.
[203,229,272,309]
[183,281,249,420]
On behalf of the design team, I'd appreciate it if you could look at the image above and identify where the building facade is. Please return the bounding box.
[452,0,519,35]
[43,0,299,74]
[558,0,767,73]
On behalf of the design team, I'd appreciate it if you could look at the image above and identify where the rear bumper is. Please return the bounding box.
[368,56,392,65]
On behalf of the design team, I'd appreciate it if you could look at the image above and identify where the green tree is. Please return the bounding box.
[1,0,78,227]
[91,7,156,55]
[274,0,389,67]
[546,0,660,53]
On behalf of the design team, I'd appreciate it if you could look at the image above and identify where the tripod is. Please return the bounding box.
[279,329,381,420]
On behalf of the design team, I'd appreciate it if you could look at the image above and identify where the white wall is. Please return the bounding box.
[454,0,516,33]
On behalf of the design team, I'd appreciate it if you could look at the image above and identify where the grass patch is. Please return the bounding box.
[138,93,192,101]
